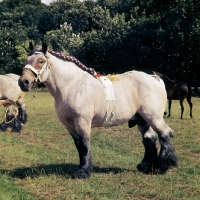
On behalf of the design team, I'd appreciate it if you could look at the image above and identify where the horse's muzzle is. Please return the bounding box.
[18,79,30,92]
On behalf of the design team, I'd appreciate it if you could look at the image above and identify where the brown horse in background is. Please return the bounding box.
[154,72,193,119]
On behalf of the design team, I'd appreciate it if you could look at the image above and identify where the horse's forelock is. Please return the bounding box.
[28,46,44,56]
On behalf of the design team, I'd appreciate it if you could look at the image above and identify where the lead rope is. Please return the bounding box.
[3,103,19,124]
[24,87,37,103]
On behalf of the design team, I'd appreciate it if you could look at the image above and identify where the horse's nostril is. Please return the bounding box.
[18,79,29,92]
[24,79,29,87]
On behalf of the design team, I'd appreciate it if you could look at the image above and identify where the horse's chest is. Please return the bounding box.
[54,103,72,124]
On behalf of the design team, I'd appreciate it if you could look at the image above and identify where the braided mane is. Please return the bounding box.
[48,49,101,79]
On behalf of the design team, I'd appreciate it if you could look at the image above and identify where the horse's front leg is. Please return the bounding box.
[12,117,22,132]
[137,124,158,174]
[70,119,93,179]
[72,135,93,179]
[0,121,10,131]
[168,99,172,118]
[17,101,28,124]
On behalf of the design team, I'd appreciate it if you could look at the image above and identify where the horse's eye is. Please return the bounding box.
[39,60,44,64]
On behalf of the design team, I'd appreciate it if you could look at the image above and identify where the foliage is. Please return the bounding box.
[45,22,83,54]
[0,0,46,74]
[0,0,200,83]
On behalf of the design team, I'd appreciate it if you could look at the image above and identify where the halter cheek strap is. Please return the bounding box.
[24,51,49,82]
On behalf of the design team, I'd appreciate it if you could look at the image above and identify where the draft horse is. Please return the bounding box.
[18,42,178,179]
[0,74,28,132]
[154,72,193,119]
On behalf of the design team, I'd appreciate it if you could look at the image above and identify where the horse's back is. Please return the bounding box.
[0,75,22,101]
[114,71,167,114]
[178,82,191,99]
[5,73,20,81]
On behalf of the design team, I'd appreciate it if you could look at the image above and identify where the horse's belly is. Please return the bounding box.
[94,102,137,127]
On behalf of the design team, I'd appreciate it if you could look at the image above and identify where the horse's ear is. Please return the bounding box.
[42,42,47,54]
[29,41,34,50]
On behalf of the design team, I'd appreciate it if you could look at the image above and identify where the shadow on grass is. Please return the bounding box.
[0,163,136,179]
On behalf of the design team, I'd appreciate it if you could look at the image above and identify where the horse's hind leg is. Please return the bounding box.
[154,122,178,174]
[186,97,193,118]
[137,123,158,174]
[179,100,184,119]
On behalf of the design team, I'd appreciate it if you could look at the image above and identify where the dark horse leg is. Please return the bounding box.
[72,133,93,179]
[137,115,177,174]
[137,123,158,174]
[179,99,184,119]
[156,125,178,174]
[0,121,12,131]
[167,99,172,118]
[17,101,28,124]
[186,96,193,119]
[129,114,158,173]
[18,107,28,124]
[0,117,22,132]
[11,117,22,132]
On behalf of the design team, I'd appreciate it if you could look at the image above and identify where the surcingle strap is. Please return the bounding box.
[99,76,116,126]
[47,49,102,79]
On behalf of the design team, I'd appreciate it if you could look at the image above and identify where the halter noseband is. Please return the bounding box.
[24,51,49,82]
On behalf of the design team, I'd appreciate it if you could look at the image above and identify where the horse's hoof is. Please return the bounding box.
[137,162,152,174]
[0,127,7,132]
[11,127,22,132]
[157,152,178,174]
[0,124,8,131]
[73,168,91,179]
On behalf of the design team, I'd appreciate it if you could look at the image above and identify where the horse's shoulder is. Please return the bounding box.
[5,73,20,81]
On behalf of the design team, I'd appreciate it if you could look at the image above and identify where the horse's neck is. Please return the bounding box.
[44,54,92,96]
[162,75,174,86]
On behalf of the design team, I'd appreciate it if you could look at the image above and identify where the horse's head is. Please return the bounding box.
[18,42,49,92]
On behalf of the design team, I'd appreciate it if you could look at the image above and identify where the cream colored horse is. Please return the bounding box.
[18,42,178,178]
[0,74,27,132]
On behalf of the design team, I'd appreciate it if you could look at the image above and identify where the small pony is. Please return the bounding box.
[0,74,28,132]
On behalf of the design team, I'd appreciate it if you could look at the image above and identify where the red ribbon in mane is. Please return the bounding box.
[47,49,102,79]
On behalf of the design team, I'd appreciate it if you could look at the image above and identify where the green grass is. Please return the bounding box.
[0,92,200,199]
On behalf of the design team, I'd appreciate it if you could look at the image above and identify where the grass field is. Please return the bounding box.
[0,91,200,200]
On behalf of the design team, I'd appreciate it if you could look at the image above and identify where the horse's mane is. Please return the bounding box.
[154,72,175,86]
[29,47,121,81]
[48,50,123,81]
[47,49,102,79]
